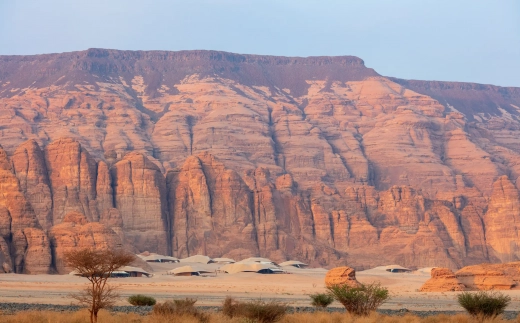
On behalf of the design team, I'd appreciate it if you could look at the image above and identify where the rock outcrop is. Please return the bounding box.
[325,267,361,287]
[420,263,520,291]
[0,49,520,272]
[455,263,520,290]
[419,268,466,292]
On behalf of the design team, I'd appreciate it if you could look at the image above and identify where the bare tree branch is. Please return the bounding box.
[64,248,135,323]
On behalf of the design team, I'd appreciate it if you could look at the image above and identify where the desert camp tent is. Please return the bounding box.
[279,260,308,268]
[238,257,276,265]
[385,265,412,273]
[168,265,213,276]
[179,255,213,264]
[119,266,152,277]
[69,266,150,278]
[212,257,235,264]
[140,254,179,263]
[220,262,285,274]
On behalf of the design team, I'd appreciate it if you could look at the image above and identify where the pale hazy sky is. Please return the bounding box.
[1,0,519,86]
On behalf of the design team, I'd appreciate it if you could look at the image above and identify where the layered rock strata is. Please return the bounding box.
[0,49,519,273]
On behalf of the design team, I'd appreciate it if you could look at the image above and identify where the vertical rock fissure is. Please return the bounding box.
[186,115,195,155]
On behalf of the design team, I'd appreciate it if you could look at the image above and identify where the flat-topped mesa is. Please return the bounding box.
[0,49,378,98]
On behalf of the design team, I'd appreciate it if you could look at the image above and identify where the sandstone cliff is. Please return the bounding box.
[0,49,520,272]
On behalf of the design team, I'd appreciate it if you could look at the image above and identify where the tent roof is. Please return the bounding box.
[179,255,213,264]
[385,265,412,271]
[212,257,235,263]
[119,266,150,275]
[238,257,273,263]
[141,254,179,262]
[220,262,282,274]
[168,265,213,275]
[279,260,308,267]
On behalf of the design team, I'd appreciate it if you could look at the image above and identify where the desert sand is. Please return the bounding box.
[2,264,520,311]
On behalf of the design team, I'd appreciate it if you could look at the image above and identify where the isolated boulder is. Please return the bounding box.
[325,266,361,287]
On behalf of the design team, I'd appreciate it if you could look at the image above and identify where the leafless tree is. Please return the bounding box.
[64,248,135,323]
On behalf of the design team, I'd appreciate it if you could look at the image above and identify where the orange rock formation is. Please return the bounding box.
[419,268,466,292]
[325,267,361,287]
[421,262,520,291]
[0,49,520,273]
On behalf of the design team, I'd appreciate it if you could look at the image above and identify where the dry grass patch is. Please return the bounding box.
[0,310,516,323]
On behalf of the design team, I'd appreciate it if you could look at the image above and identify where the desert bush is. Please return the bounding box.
[221,297,287,322]
[127,294,156,306]
[309,293,334,309]
[152,298,208,323]
[327,282,390,316]
[457,291,511,321]
[222,296,242,318]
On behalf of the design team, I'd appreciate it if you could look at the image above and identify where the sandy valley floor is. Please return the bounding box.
[2,264,520,311]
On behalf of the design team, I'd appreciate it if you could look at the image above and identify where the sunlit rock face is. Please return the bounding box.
[1,49,520,272]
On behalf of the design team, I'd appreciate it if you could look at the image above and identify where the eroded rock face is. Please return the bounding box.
[325,267,361,287]
[48,211,122,274]
[12,140,52,230]
[485,176,520,263]
[0,50,520,272]
[111,152,169,255]
[45,138,99,224]
[0,146,52,274]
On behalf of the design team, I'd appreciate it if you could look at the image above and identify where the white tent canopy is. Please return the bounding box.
[168,265,213,275]
[220,262,283,274]
[279,260,308,267]
[179,255,213,264]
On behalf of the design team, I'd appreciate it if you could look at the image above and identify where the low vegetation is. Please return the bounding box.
[327,283,390,316]
[222,296,287,322]
[309,292,334,309]
[152,298,209,323]
[457,291,511,321]
[127,294,157,306]
[1,310,519,323]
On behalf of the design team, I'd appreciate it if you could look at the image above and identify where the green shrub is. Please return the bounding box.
[457,291,511,320]
[152,298,208,323]
[127,294,156,306]
[327,282,389,316]
[309,293,334,309]
[221,297,287,323]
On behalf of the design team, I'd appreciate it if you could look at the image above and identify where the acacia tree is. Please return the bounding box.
[64,248,136,323]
